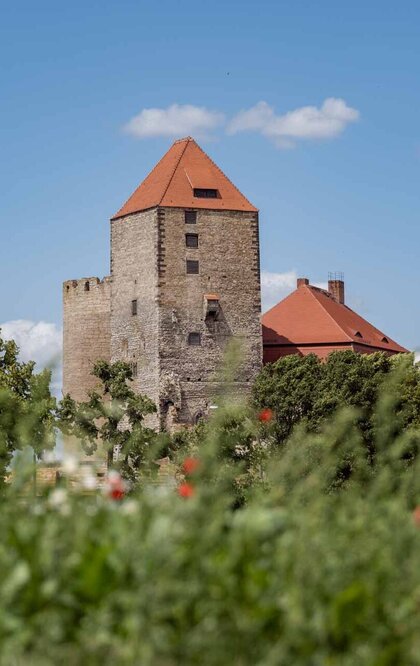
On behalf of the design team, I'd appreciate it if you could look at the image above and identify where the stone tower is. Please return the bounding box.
[63,276,111,401]
[63,137,262,429]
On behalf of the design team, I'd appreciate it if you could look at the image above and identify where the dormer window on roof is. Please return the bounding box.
[354,331,363,338]
[193,188,219,199]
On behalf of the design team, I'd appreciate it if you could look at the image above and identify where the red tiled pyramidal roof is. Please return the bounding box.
[262,282,408,354]
[112,137,257,219]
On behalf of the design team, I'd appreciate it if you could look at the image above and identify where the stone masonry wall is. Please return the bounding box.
[110,209,160,427]
[157,206,262,425]
[63,276,111,402]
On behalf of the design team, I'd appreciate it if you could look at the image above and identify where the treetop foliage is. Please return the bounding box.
[253,350,420,456]
[57,359,158,476]
[0,329,55,484]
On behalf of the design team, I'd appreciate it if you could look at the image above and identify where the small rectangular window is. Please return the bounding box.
[188,332,201,346]
[186,260,199,274]
[185,233,198,248]
[131,299,137,315]
[193,188,218,198]
[185,210,197,224]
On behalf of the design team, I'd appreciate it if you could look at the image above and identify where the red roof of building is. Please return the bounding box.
[112,137,257,219]
[262,281,408,354]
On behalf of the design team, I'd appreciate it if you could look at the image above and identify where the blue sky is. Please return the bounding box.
[1,0,419,370]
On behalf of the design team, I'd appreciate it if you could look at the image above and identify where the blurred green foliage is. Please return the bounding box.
[0,356,420,663]
[2,331,420,663]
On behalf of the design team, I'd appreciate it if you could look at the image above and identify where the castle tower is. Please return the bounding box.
[110,137,262,428]
[63,137,262,430]
[62,276,111,463]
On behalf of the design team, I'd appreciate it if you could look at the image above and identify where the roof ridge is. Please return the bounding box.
[307,285,354,342]
[191,139,257,212]
[307,286,405,350]
[262,285,298,316]
[331,300,402,347]
[158,138,191,205]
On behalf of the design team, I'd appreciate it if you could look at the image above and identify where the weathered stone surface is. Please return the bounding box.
[63,277,111,402]
[157,206,262,425]
[110,208,160,428]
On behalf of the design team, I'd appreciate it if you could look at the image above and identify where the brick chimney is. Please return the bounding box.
[328,275,345,304]
[297,278,309,288]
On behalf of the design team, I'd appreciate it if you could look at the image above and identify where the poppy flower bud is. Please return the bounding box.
[178,482,195,498]
[258,408,274,423]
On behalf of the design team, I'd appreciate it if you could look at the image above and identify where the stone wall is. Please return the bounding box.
[110,209,160,427]
[157,206,262,425]
[63,276,111,402]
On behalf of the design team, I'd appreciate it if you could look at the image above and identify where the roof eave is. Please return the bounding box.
[111,203,259,220]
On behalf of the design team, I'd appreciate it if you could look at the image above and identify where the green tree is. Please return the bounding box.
[57,360,157,478]
[0,330,56,485]
[253,350,420,457]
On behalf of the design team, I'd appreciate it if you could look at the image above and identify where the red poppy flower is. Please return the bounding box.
[182,457,200,475]
[413,506,420,527]
[105,470,126,501]
[110,487,125,501]
[258,408,274,423]
[178,482,195,499]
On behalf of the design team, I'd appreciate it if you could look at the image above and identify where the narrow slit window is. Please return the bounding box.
[185,210,197,224]
[186,233,198,248]
[131,299,138,315]
[193,188,218,198]
[188,332,201,346]
[84,281,90,292]
[130,362,138,378]
[186,260,199,274]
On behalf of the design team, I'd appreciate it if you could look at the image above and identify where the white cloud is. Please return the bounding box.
[228,98,359,148]
[261,270,297,311]
[0,320,62,395]
[261,272,329,311]
[123,104,225,140]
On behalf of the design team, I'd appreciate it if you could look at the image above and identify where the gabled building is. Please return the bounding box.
[63,137,262,429]
[262,276,408,363]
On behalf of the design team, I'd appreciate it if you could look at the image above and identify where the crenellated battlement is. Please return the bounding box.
[63,276,111,299]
